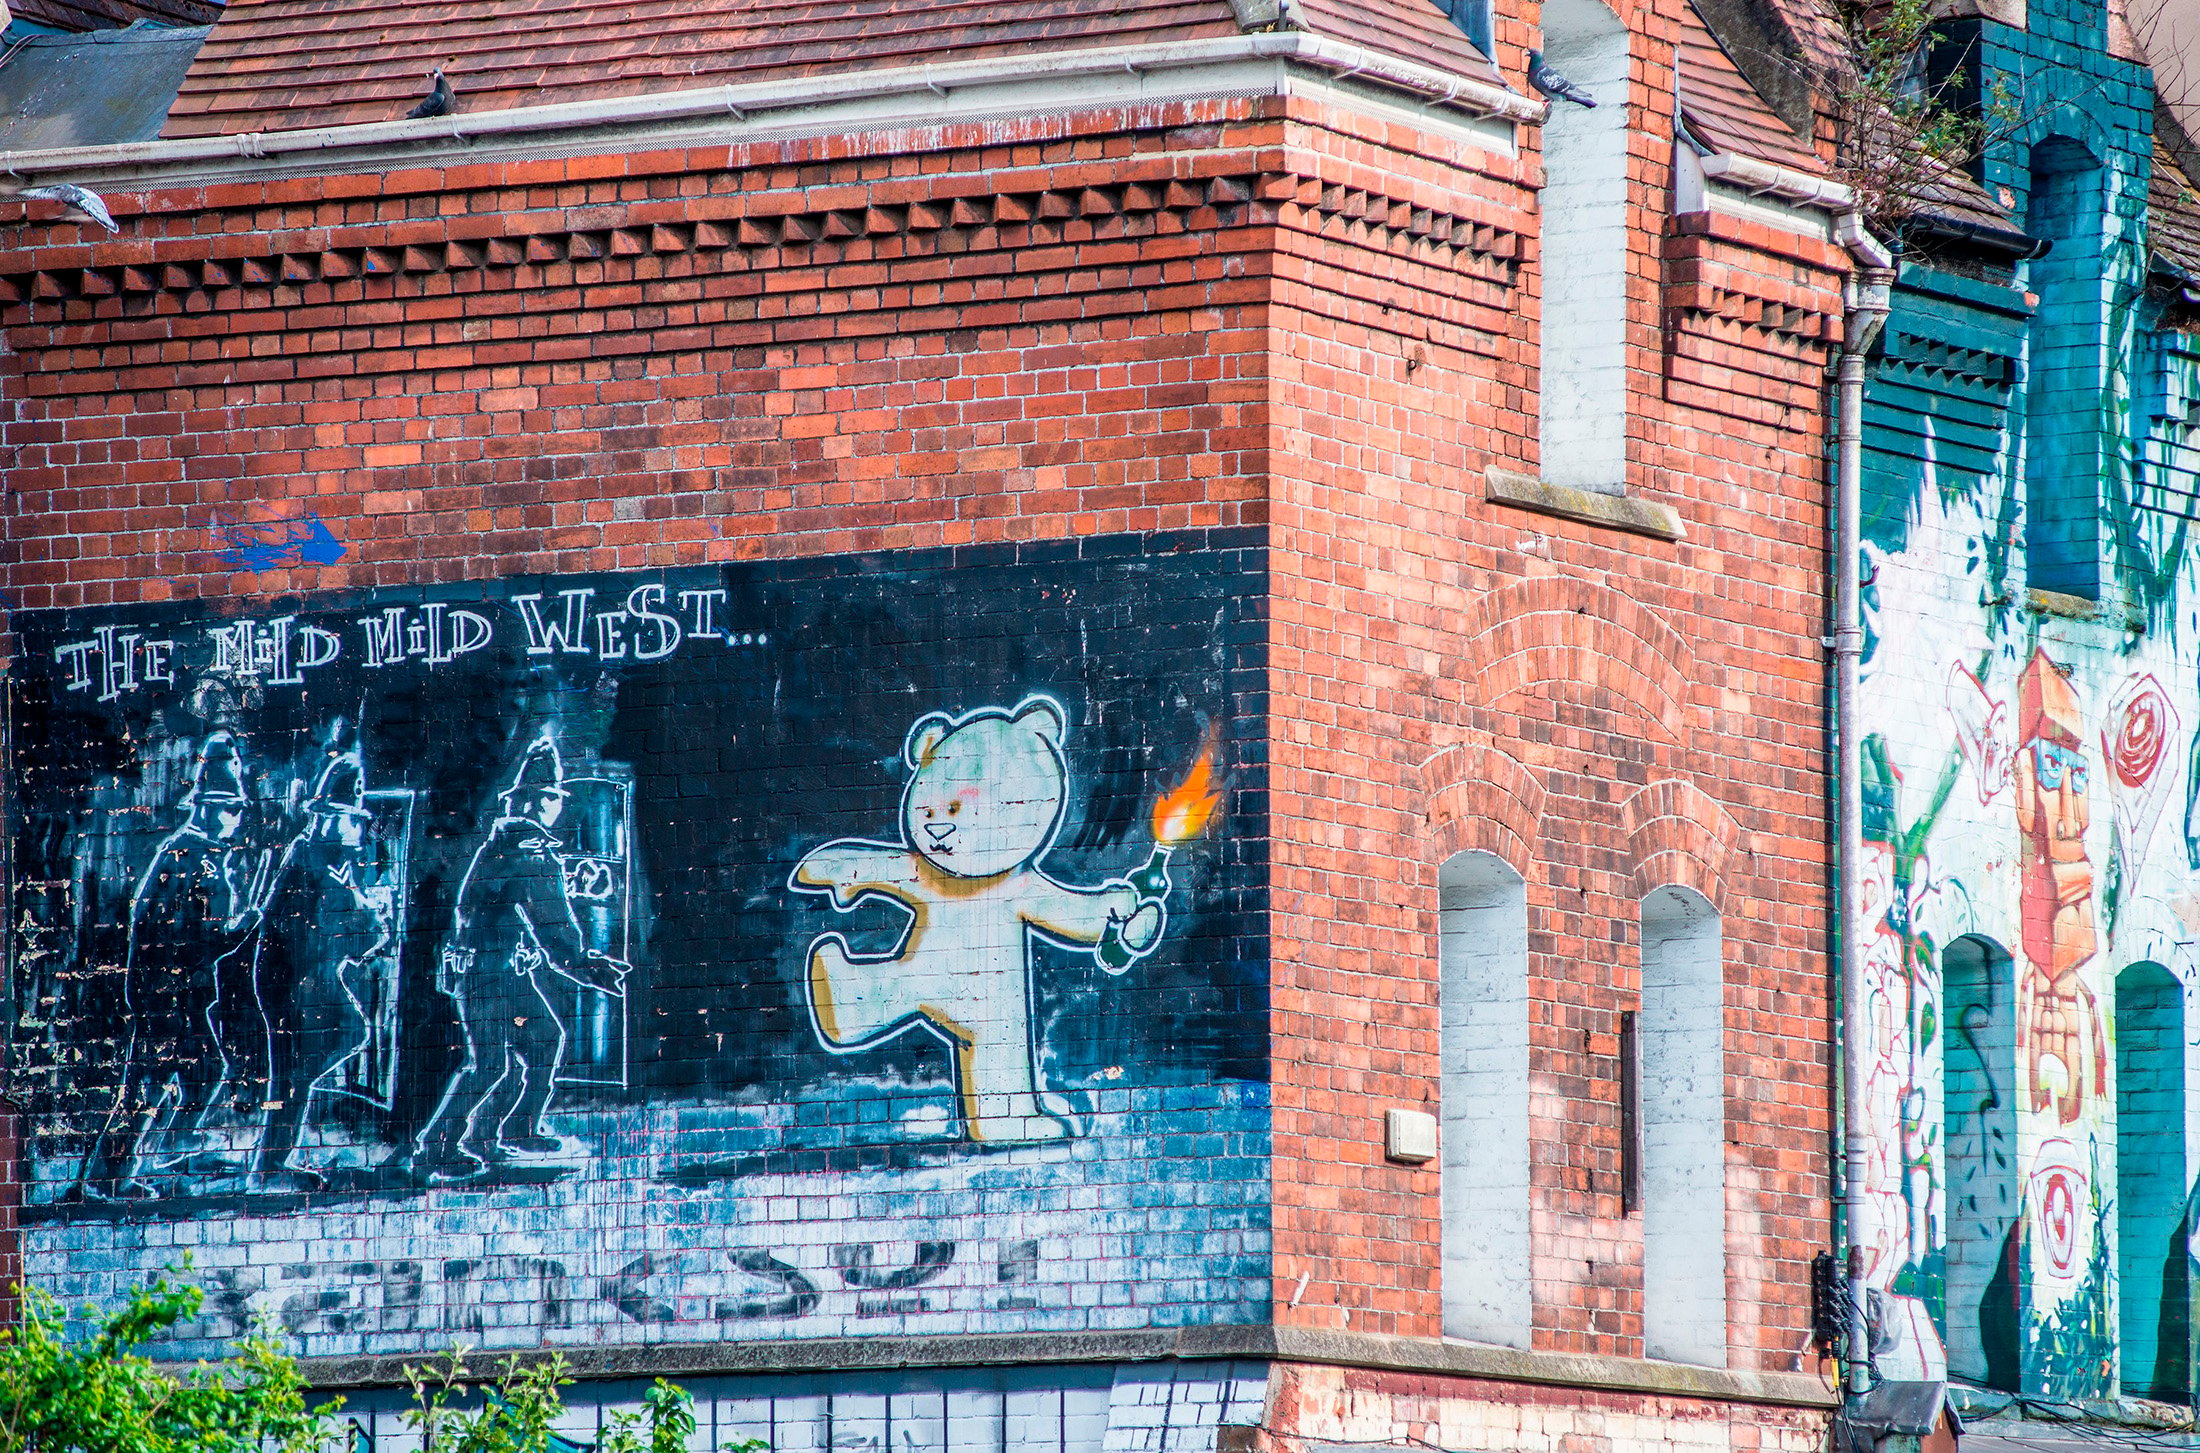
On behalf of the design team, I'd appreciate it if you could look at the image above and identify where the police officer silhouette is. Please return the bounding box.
[82,732,259,1200]
[240,737,391,1192]
[404,732,627,1184]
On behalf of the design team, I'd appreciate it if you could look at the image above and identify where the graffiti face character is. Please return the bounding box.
[792,697,1165,1143]
[2012,650,2105,1124]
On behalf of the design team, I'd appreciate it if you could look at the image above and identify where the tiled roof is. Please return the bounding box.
[1679,0,2031,243]
[2153,135,2200,286]
[1291,0,1506,92]
[1763,0,1841,77]
[1907,160,2020,236]
[1675,0,1819,173]
[160,0,1503,140]
[11,0,215,30]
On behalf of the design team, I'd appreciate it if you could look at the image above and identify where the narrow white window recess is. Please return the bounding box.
[1639,885,1727,1367]
[1535,0,1632,494]
[1439,850,1532,1347]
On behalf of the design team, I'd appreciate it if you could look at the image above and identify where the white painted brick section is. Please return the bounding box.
[1439,851,1532,1347]
[1640,885,1728,1368]
[1276,1364,1832,1453]
[1535,0,1634,494]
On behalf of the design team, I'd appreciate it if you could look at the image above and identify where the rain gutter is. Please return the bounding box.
[0,32,1541,183]
[1701,152,1856,211]
[1901,213,2047,260]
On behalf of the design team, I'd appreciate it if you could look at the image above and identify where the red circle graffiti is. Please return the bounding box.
[2111,688,2167,790]
[2040,1169,2078,1275]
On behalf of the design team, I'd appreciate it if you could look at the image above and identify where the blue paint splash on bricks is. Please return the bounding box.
[213,512,346,572]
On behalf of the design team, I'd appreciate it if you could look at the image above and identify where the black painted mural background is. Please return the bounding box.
[7,532,1267,1217]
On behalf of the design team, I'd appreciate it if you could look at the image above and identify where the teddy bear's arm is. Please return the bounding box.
[791,839,921,910]
[1018,874,1141,946]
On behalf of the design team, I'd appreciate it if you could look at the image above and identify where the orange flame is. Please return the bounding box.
[1151,730,1225,846]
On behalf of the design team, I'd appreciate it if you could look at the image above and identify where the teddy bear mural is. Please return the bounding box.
[791,696,1168,1143]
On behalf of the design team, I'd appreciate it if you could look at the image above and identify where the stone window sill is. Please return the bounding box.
[2025,586,2100,619]
[1486,468,1685,541]
[2026,587,2144,634]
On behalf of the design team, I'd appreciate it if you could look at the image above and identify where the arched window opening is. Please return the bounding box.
[1942,935,2021,1390]
[1439,850,1531,1346]
[1535,0,1631,494]
[1639,885,1726,1367]
[2117,962,2188,1400]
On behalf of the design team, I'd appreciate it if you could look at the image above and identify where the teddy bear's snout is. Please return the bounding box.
[924,820,957,846]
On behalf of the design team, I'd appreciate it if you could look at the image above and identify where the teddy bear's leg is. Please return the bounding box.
[957,1041,1069,1142]
[805,935,903,1048]
[946,974,1069,1143]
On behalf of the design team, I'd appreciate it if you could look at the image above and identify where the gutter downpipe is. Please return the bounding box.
[1833,206,1894,1402]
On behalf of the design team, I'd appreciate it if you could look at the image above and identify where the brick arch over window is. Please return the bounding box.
[1619,777,1742,906]
[1445,576,1698,744]
[1419,739,1547,880]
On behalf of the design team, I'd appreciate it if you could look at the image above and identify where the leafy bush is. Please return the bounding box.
[0,1273,738,1453]
[0,1273,335,1453]
[406,1352,750,1453]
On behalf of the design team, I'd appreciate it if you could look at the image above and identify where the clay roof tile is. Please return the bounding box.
[1288,0,1502,88]
[2152,134,2200,288]
[11,0,216,29]
[161,0,1506,139]
[1674,0,1820,174]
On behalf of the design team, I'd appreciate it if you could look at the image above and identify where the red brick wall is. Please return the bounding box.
[0,66,1842,1375]
[0,103,1275,611]
[0,99,1292,1354]
[1259,68,1843,1371]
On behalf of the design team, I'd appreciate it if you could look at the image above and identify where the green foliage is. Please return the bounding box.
[2027,1181,2117,1400]
[405,1353,569,1453]
[404,1351,755,1453]
[603,1381,724,1453]
[0,1272,342,1453]
[0,1272,742,1453]
[1817,0,2022,229]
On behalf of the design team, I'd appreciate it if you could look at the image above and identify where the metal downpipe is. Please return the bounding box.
[1834,211,1894,1398]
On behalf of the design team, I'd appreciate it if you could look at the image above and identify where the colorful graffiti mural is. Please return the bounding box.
[5,534,1270,1359]
[1856,188,2200,1400]
[1858,631,2167,1397]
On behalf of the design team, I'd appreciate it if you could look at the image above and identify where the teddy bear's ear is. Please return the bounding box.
[1012,695,1066,746]
[904,713,954,769]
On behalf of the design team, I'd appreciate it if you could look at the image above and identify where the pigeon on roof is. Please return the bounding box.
[1528,49,1597,108]
[6,181,117,232]
[405,66,455,120]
